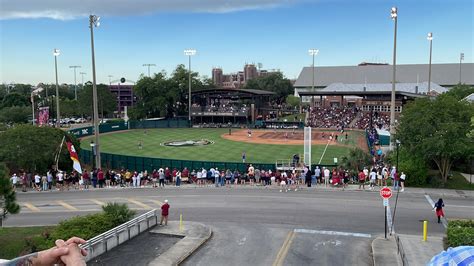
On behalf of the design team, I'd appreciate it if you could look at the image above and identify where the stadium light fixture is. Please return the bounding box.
[69,65,81,100]
[89,14,101,169]
[459,52,464,83]
[389,6,398,150]
[427,32,433,94]
[184,49,197,126]
[308,49,319,104]
[142,63,156,77]
[53,48,61,128]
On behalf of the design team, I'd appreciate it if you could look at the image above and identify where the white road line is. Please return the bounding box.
[294,229,371,238]
[318,140,330,164]
[424,194,447,229]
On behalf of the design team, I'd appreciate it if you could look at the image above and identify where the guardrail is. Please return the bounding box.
[394,233,409,266]
[80,209,159,262]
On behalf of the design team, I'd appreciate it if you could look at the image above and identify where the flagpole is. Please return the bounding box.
[55,136,66,170]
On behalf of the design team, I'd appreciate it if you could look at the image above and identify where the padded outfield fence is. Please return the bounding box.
[72,119,337,172]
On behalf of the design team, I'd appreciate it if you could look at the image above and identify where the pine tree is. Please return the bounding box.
[0,163,20,227]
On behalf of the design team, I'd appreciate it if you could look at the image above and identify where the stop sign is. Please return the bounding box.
[380,187,392,199]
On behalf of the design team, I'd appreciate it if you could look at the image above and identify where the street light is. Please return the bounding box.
[53,48,61,127]
[80,72,86,87]
[389,6,398,150]
[31,87,44,125]
[89,14,101,169]
[427,32,433,94]
[459,52,464,83]
[184,49,196,126]
[69,65,81,100]
[142,64,156,77]
[308,49,319,92]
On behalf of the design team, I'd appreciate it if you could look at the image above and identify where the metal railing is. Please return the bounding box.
[394,233,409,266]
[80,209,159,262]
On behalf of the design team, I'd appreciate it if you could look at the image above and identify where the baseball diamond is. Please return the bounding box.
[80,128,367,165]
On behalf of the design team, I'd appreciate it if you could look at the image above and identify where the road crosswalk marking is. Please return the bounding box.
[148,199,163,206]
[56,200,79,211]
[90,199,106,206]
[127,198,152,209]
[23,202,40,212]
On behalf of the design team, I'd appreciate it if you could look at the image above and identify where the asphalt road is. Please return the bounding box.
[6,186,474,265]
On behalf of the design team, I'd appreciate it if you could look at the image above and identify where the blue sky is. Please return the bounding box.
[0,0,472,85]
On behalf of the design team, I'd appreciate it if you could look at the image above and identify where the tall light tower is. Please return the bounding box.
[184,49,196,126]
[308,49,319,107]
[459,52,464,84]
[142,64,156,77]
[389,7,398,150]
[80,72,86,87]
[108,75,113,85]
[427,32,433,94]
[69,65,81,100]
[89,14,101,169]
[53,48,61,127]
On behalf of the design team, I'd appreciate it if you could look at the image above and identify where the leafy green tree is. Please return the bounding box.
[396,95,474,183]
[0,125,80,173]
[444,84,474,100]
[60,99,79,117]
[1,93,30,108]
[0,163,20,227]
[77,84,116,117]
[340,148,372,173]
[0,106,30,124]
[286,95,300,108]
[244,72,293,104]
[10,84,32,96]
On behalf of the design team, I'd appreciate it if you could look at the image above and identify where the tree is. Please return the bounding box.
[77,84,116,117]
[286,95,300,108]
[396,95,474,183]
[0,125,80,173]
[444,84,474,101]
[244,72,294,104]
[1,93,30,108]
[340,148,372,173]
[0,163,20,227]
[0,106,30,124]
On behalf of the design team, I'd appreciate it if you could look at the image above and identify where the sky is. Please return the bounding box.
[0,0,472,85]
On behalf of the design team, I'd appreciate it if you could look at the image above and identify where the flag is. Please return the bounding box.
[66,141,82,174]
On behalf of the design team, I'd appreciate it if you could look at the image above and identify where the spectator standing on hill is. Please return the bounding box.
[160,200,170,226]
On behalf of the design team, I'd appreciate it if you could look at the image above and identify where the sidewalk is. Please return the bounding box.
[372,233,444,266]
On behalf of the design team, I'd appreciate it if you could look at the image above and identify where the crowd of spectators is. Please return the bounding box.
[192,101,248,114]
[353,112,390,130]
[307,106,357,129]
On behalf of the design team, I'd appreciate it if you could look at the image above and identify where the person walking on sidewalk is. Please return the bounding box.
[160,200,170,226]
[433,198,445,224]
[400,172,406,192]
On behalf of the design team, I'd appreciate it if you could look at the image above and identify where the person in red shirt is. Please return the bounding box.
[181,167,189,184]
[97,169,105,188]
[358,169,366,190]
[160,200,170,226]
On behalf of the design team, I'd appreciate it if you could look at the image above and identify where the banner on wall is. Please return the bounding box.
[37,107,49,126]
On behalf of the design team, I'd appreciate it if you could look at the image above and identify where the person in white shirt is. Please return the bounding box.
[201,168,207,187]
[10,173,18,189]
[400,172,406,192]
[323,167,330,187]
[369,169,377,190]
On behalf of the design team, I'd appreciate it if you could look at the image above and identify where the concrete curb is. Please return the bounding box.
[371,235,402,266]
[148,221,212,266]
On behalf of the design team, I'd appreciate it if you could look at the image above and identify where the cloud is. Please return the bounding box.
[0,0,298,20]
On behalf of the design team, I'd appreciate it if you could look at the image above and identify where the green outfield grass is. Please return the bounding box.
[81,128,363,165]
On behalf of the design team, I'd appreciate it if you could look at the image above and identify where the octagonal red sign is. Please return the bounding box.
[380,187,392,199]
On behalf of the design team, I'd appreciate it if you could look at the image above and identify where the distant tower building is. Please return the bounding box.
[212,68,223,87]
[244,64,258,82]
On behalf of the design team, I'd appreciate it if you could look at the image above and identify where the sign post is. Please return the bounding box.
[380,187,393,239]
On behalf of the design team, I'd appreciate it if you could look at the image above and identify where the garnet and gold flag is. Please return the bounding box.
[66,141,82,174]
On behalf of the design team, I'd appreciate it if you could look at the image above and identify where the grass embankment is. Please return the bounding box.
[0,226,55,260]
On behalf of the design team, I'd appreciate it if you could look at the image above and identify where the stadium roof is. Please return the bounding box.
[193,88,275,96]
[297,82,447,98]
[294,63,474,88]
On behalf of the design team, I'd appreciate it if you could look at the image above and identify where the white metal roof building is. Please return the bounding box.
[294,63,474,89]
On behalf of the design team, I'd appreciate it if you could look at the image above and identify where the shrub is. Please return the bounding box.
[102,202,136,225]
[447,220,474,247]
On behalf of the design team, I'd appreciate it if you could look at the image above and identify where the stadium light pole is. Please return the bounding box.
[308,49,319,92]
[53,49,61,128]
[108,75,113,85]
[89,14,101,169]
[69,65,81,100]
[184,49,196,126]
[459,52,464,84]
[80,72,86,87]
[142,64,156,77]
[427,32,433,94]
[389,7,398,150]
